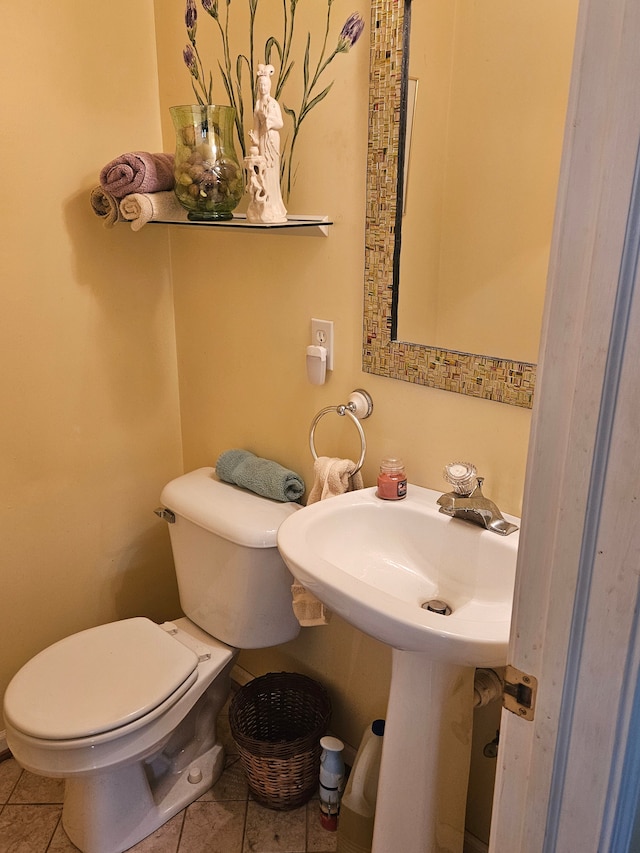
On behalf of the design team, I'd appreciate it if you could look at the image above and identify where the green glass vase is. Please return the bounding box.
[170,105,243,221]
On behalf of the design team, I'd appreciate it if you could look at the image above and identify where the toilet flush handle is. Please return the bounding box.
[154,507,176,523]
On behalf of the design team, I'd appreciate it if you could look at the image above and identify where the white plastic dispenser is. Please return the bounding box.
[336,719,385,853]
[306,344,327,385]
[319,735,345,831]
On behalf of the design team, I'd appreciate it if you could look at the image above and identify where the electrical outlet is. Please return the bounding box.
[311,318,334,370]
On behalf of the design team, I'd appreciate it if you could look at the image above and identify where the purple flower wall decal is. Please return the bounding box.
[185,0,197,41]
[338,12,365,51]
[183,45,198,76]
[201,0,218,16]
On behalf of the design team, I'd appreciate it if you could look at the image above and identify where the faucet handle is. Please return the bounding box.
[443,462,478,496]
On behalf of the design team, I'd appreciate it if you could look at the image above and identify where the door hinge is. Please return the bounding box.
[503,665,537,721]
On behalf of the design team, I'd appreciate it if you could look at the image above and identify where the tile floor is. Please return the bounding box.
[0,702,338,853]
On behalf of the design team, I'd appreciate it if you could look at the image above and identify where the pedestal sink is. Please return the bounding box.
[277,485,519,853]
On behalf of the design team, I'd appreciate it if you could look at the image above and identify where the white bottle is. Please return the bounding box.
[337,720,385,853]
[319,735,345,831]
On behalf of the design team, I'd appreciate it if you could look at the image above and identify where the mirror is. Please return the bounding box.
[363,0,578,408]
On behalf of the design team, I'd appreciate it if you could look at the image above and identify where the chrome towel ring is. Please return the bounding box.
[309,389,373,475]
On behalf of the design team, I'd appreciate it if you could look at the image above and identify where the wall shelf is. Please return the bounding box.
[149,214,332,237]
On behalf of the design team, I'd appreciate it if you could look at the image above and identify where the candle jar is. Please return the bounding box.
[376,458,407,500]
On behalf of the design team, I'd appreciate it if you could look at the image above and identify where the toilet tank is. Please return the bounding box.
[160,467,301,648]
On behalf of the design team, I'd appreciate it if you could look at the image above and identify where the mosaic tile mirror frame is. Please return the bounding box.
[362,0,537,409]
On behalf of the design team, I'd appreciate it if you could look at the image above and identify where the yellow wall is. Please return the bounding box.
[0,2,183,710]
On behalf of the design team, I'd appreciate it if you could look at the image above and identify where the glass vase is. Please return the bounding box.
[170,105,243,221]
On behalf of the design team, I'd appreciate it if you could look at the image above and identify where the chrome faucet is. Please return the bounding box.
[437,467,518,536]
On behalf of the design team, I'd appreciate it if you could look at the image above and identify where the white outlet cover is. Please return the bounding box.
[311,318,334,370]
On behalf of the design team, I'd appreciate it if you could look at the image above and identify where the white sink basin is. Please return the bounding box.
[278,483,520,852]
[277,485,519,667]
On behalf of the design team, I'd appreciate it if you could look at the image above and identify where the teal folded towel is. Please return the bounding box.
[215,449,305,502]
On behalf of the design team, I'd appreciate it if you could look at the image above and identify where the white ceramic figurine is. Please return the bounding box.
[245,64,287,223]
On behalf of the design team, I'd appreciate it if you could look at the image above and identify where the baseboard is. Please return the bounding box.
[464,830,489,853]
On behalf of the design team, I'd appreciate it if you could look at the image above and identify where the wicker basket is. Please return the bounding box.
[229,672,331,810]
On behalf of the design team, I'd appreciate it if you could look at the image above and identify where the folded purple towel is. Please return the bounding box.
[99,152,175,199]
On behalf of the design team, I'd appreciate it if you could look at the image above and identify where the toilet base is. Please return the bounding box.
[62,740,225,853]
[59,633,236,853]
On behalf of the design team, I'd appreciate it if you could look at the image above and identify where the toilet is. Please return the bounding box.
[3,467,301,853]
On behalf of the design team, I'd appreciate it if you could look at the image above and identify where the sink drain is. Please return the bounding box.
[422,599,452,616]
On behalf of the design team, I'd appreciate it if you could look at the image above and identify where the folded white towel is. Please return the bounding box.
[292,456,364,627]
[90,186,122,228]
[306,456,364,505]
[119,191,188,231]
[291,583,333,627]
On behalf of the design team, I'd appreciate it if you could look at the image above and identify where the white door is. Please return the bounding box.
[489,0,640,850]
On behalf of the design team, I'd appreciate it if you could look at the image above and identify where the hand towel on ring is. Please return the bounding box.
[306,456,364,504]
[291,457,364,627]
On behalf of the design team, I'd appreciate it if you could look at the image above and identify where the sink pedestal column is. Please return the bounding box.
[372,650,475,853]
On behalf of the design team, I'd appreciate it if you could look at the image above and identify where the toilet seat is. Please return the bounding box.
[4,618,199,741]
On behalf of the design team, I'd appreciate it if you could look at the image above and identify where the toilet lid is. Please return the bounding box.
[4,618,199,740]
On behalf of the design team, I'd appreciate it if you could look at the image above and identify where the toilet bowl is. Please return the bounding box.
[3,468,301,853]
[5,617,236,853]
